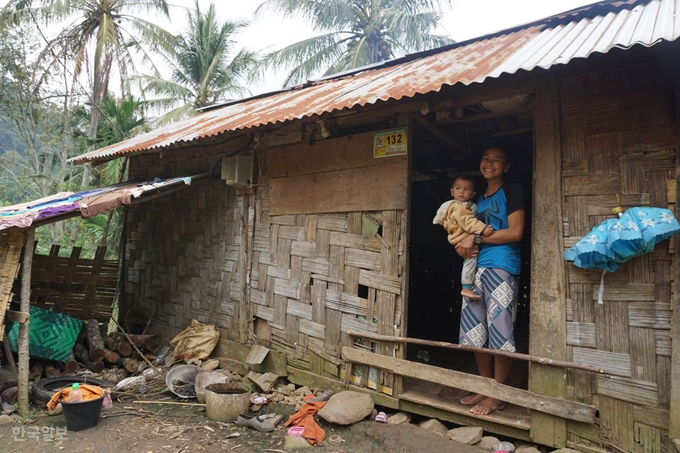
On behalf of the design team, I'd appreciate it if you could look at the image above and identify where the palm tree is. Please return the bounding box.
[256,0,454,87]
[0,0,175,187]
[141,0,258,124]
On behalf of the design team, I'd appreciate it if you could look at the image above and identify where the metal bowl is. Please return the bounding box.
[165,364,201,399]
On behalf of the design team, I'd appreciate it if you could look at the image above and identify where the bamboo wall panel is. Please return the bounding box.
[561,64,675,452]
[251,140,407,394]
[0,228,25,337]
[26,245,118,321]
[121,156,243,340]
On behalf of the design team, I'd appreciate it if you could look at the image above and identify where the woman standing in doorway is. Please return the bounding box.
[455,146,525,416]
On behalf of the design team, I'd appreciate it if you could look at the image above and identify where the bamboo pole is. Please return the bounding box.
[345,330,605,374]
[18,228,34,415]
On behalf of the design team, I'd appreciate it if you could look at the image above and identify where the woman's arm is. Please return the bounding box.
[479,209,525,245]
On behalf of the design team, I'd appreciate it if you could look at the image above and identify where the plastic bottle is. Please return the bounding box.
[68,383,82,403]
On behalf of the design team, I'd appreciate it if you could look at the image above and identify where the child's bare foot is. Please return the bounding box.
[469,397,506,415]
[460,393,486,406]
[461,289,480,300]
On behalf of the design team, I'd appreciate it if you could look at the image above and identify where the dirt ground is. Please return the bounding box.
[0,400,482,453]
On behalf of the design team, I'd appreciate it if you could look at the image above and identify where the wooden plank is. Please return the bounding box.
[572,347,632,377]
[531,75,568,446]
[596,374,658,407]
[269,163,408,215]
[670,73,680,438]
[399,389,530,430]
[266,131,406,179]
[342,347,597,423]
[399,397,531,441]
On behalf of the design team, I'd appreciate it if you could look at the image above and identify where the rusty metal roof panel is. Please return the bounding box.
[72,0,680,165]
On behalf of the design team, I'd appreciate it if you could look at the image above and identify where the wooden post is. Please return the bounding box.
[529,76,568,447]
[238,192,250,344]
[17,227,34,415]
[669,67,680,441]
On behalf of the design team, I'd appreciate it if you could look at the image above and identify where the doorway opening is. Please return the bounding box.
[405,94,534,420]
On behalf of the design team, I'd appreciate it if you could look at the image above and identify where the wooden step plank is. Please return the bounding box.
[342,347,597,424]
[399,390,530,431]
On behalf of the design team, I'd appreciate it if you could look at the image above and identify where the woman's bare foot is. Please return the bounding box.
[460,289,480,300]
[469,397,506,415]
[460,393,486,406]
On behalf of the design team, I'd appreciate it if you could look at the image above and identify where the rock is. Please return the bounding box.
[418,418,448,437]
[201,359,219,371]
[283,435,313,450]
[478,436,501,450]
[293,385,311,396]
[0,414,13,425]
[493,441,516,452]
[252,372,278,393]
[275,383,292,396]
[551,449,581,453]
[317,391,374,425]
[516,447,540,453]
[447,426,483,445]
[387,411,412,425]
[215,358,249,376]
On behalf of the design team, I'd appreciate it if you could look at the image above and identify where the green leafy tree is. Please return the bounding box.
[1,0,174,187]
[257,0,454,87]
[141,0,258,124]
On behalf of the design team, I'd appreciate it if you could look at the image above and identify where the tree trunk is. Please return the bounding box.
[110,332,160,352]
[63,352,78,376]
[121,358,140,374]
[18,228,34,415]
[44,362,60,378]
[87,319,106,362]
[103,349,120,365]
[105,334,132,356]
[28,361,44,381]
[74,343,94,370]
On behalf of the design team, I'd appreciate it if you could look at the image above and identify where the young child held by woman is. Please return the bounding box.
[433,175,493,299]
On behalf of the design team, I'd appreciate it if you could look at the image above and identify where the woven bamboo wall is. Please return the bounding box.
[121,157,244,340]
[561,64,675,453]
[27,245,117,321]
[250,134,408,395]
[0,228,25,337]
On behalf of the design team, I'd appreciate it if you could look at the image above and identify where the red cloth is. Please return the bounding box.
[284,401,327,446]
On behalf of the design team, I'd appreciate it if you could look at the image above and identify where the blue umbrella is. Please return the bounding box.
[566,206,679,270]
[564,219,621,272]
[565,204,680,302]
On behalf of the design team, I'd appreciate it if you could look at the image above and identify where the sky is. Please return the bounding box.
[165,0,598,95]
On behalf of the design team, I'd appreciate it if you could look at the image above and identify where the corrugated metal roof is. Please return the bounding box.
[72,0,679,165]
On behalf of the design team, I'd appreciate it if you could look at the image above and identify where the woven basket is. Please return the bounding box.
[7,305,83,362]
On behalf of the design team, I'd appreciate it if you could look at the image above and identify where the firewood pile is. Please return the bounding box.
[22,320,169,394]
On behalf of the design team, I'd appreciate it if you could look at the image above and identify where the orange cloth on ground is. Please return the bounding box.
[47,384,105,411]
[284,401,327,446]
